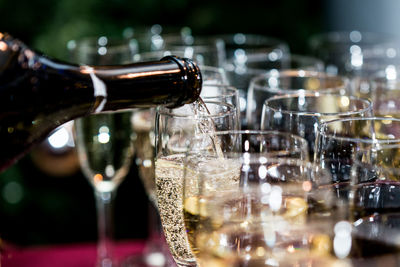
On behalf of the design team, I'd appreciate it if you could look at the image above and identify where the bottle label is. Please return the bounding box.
[81,66,108,113]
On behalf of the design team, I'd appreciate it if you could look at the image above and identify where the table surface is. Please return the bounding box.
[2,240,145,267]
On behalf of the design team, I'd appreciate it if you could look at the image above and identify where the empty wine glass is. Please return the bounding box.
[69,36,137,267]
[308,30,396,76]
[261,93,372,157]
[247,70,349,129]
[368,68,400,117]
[161,35,225,67]
[154,101,239,267]
[314,117,400,224]
[347,147,400,261]
[75,111,134,267]
[315,117,400,183]
[217,33,290,128]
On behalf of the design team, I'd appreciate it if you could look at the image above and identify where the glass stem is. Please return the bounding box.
[95,190,116,267]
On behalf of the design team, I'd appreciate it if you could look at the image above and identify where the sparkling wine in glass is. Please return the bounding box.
[155,101,239,267]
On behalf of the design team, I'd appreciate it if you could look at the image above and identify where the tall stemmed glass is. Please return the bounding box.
[123,52,232,267]
[247,71,349,129]
[154,101,239,267]
[261,93,372,157]
[75,111,134,267]
[70,36,137,267]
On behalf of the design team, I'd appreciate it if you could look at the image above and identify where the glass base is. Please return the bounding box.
[121,251,177,267]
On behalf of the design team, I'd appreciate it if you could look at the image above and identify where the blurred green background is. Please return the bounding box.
[0,0,325,247]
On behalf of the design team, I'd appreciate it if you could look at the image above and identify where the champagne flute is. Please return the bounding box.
[70,36,136,267]
[261,93,372,157]
[154,101,239,267]
[75,111,134,267]
[247,70,349,129]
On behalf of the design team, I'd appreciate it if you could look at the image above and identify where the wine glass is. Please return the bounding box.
[315,117,400,183]
[75,110,134,267]
[124,24,192,52]
[183,153,338,266]
[368,68,400,117]
[347,146,400,262]
[161,35,225,67]
[247,70,349,129]
[219,34,290,128]
[181,130,311,265]
[261,93,373,157]
[314,117,400,226]
[308,31,396,76]
[69,36,137,267]
[154,101,239,267]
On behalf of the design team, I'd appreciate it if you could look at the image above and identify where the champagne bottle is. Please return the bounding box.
[0,32,202,171]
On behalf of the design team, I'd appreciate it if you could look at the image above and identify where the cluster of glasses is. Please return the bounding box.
[70,26,400,267]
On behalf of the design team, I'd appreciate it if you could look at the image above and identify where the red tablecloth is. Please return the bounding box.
[2,240,145,267]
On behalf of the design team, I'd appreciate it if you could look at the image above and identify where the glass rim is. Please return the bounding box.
[309,31,395,46]
[190,129,309,153]
[162,35,221,51]
[318,116,400,144]
[239,53,324,66]
[187,155,330,186]
[263,93,372,117]
[67,36,135,53]
[201,84,239,98]
[212,33,289,48]
[251,70,348,94]
[157,100,236,119]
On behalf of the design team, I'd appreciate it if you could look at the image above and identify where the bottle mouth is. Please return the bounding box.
[161,56,202,107]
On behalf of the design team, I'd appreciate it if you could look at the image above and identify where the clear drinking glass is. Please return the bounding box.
[315,117,400,183]
[125,25,192,52]
[368,68,400,117]
[75,111,134,267]
[183,153,337,267]
[347,147,400,261]
[314,117,400,225]
[161,35,225,67]
[69,36,137,267]
[308,30,396,76]
[181,130,311,266]
[261,93,372,158]
[216,33,290,128]
[124,51,232,267]
[154,101,239,267]
[247,70,349,129]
